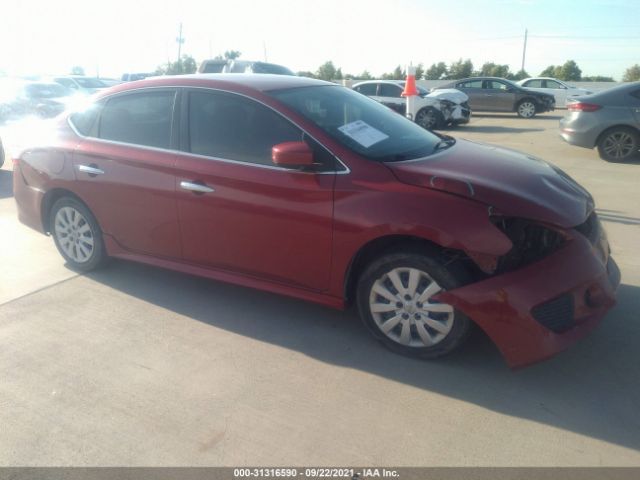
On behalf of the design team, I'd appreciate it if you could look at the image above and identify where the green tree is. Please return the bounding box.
[480,62,510,78]
[559,60,582,81]
[156,54,198,75]
[623,64,640,82]
[316,61,338,80]
[335,68,343,80]
[511,69,529,81]
[297,71,317,78]
[540,65,558,77]
[414,63,424,80]
[357,70,373,80]
[425,62,448,80]
[447,59,473,79]
[381,65,404,80]
[224,50,241,60]
[70,66,85,75]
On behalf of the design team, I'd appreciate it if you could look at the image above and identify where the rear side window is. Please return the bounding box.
[187,90,303,166]
[69,102,102,136]
[98,90,175,149]
[354,84,377,96]
[524,79,543,88]
[460,80,482,88]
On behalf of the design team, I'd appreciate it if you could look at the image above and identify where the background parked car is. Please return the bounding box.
[353,80,471,130]
[198,59,295,75]
[0,80,78,119]
[517,77,592,108]
[52,76,108,94]
[436,77,555,118]
[121,73,154,82]
[560,81,640,162]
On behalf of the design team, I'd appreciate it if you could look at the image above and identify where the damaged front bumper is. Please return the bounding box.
[436,224,620,368]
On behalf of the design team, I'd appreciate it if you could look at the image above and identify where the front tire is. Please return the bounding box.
[50,197,107,272]
[356,251,472,359]
[516,99,537,118]
[597,127,639,162]
[415,107,443,130]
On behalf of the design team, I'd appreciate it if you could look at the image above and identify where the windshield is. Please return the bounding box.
[74,77,106,88]
[269,85,441,162]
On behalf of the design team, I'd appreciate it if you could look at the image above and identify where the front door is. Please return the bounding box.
[175,89,335,291]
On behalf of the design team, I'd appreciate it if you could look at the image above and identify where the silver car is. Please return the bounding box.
[560,82,640,162]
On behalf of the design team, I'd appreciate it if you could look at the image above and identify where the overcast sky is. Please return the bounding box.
[1,0,638,80]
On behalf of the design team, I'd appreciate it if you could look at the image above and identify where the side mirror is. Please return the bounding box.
[272,141,314,168]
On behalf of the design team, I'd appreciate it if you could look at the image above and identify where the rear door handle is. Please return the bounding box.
[180,180,215,194]
[77,164,104,176]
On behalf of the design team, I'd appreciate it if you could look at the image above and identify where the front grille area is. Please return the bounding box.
[531,294,575,333]
[575,212,600,244]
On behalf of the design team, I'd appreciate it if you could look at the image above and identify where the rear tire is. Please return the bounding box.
[597,127,639,162]
[49,197,107,272]
[356,250,472,359]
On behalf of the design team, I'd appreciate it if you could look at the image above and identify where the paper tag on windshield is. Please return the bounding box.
[338,120,388,148]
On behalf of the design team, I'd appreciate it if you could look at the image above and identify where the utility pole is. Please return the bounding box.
[521,28,528,72]
[263,41,268,62]
[176,23,185,63]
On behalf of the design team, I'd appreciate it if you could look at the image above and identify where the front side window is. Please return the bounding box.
[269,85,442,162]
[546,80,563,89]
[187,90,304,166]
[97,90,175,149]
[487,81,509,91]
[379,83,402,98]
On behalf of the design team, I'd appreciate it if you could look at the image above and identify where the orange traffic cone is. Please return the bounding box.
[402,65,418,97]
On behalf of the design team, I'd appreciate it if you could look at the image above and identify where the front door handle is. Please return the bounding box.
[180,180,215,194]
[77,164,104,176]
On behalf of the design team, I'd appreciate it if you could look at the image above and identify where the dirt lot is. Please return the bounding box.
[0,112,639,466]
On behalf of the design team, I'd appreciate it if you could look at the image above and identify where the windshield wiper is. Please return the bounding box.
[432,136,456,153]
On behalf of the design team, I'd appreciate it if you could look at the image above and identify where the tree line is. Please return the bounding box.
[151,52,640,83]
[300,59,640,83]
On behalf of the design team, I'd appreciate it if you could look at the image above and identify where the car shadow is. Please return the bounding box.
[0,169,13,199]
[471,113,564,120]
[597,209,640,226]
[459,125,544,134]
[85,260,640,452]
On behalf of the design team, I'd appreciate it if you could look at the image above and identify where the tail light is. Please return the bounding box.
[567,102,602,112]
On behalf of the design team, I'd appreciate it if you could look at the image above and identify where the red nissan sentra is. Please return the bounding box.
[13,74,620,368]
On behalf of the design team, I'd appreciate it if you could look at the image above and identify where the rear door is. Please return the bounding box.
[174,89,335,291]
[71,89,182,258]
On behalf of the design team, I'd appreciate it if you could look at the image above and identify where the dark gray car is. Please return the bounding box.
[560,81,640,162]
[436,77,555,118]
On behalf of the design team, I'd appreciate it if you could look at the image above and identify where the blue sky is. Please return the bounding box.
[1,0,638,79]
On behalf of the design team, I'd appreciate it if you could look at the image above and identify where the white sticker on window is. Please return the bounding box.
[338,120,389,148]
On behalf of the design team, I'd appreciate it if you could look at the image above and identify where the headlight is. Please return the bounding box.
[491,217,567,273]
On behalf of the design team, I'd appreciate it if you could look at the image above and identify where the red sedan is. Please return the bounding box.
[13,74,620,368]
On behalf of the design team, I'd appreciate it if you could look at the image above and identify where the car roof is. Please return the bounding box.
[103,73,334,95]
[353,80,403,86]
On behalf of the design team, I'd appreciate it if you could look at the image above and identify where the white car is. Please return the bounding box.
[516,77,592,108]
[352,80,471,130]
[52,76,108,95]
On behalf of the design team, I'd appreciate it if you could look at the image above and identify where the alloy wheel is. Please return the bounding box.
[518,102,536,118]
[54,206,95,263]
[602,131,635,159]
[368,267,454,347]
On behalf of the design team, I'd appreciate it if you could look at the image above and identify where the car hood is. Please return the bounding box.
[425,89,468,104]
[520,87,554,99]
[386,139,594,228]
